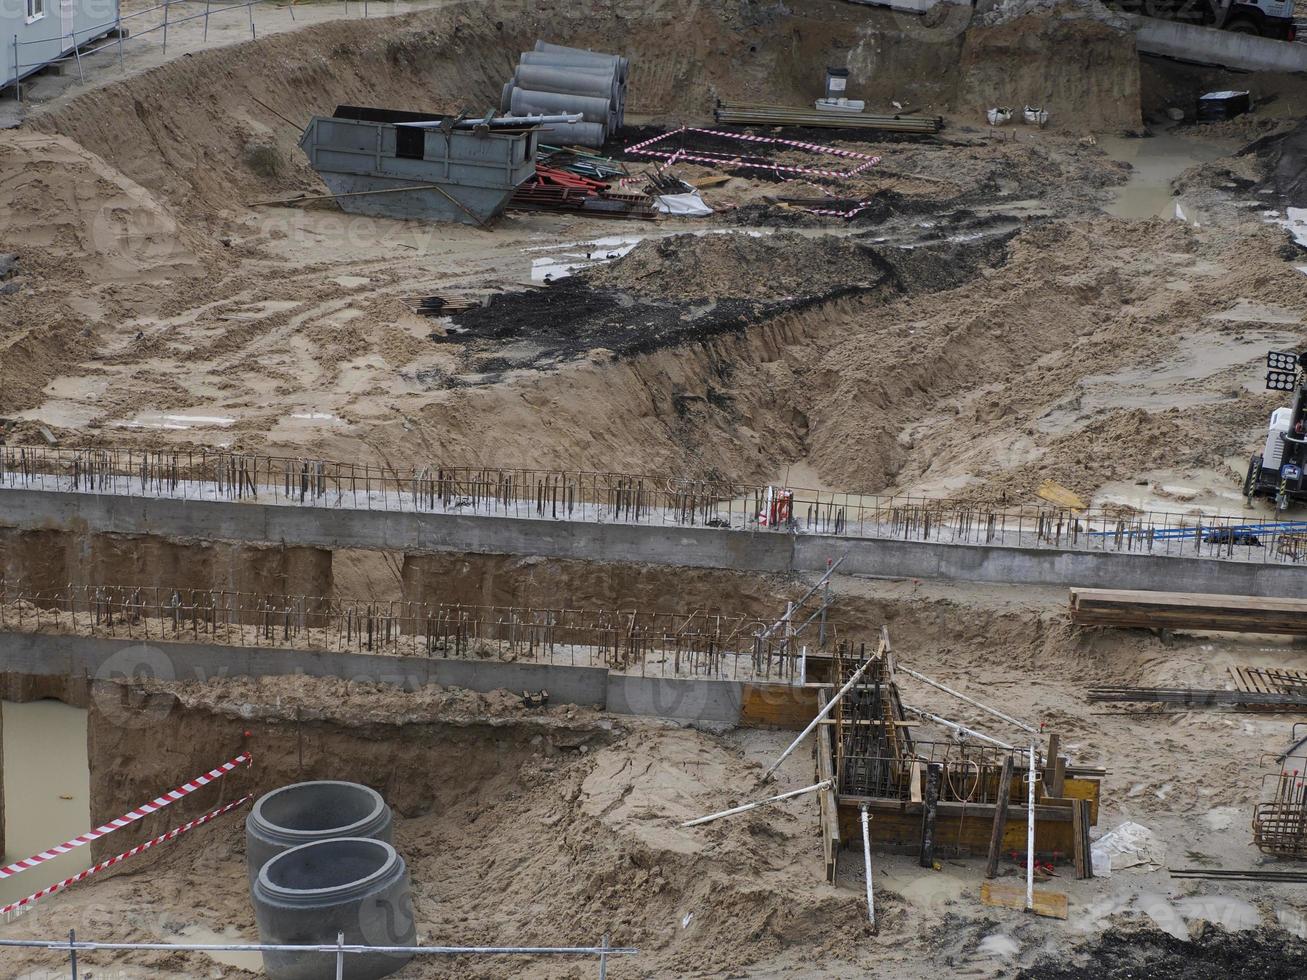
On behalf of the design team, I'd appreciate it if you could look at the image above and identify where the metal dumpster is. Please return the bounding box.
[298,106,537,225]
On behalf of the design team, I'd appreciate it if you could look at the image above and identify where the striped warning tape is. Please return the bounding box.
[802,199,878,219]
[0,751,252,880]
[0,795,254,918]
[625,126,881,179]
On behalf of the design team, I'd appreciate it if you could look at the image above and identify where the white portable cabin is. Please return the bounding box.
[2,0,119,92]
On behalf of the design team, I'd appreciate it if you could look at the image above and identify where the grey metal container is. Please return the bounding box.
[253,837,416,980]
[510,87,612,126]
[299,113,536,225]
[246,781,392,882]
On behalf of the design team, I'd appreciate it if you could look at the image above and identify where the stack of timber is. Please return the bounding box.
[714,100,943,134]
[1070,588,1307,636]
[1087,687,1307,710]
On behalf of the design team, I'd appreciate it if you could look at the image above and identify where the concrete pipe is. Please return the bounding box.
[518,53,618,78]
[246,781,392,882]
[511,88,612,125]
[522,49,628,84]
[253,837,416,980]
[500,80,515,113]
[513,64,617,101]
[536,120,607,148]
[533,41,629,81]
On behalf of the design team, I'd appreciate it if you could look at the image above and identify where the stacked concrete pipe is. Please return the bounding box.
[253,838,416,980]
[500,40,629,149]
[246,780,393,881]
[247,782,412,978]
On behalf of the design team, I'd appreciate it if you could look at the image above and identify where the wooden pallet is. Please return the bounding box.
[1230,665,1307,695]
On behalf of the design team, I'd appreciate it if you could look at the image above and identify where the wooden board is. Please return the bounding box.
[739,683,820,730]
[981,880,1068,920]
[1038,480,1087,511]
[837,801,1079,857]
[1070,588,1307,636]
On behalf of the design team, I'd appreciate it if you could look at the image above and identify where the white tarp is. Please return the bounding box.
[1286,207,1307,248]
[655,191,713,217]
[1090,821,1165,877]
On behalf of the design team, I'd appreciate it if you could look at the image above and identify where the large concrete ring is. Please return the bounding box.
[246,781,393,882]
[253,837,416,980]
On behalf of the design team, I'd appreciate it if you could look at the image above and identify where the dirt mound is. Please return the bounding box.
[0,132,204,281]
[585,231,894,302]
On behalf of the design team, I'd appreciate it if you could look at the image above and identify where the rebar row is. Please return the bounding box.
[1,445,1300,564]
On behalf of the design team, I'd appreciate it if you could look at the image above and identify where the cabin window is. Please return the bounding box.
[395,126,424,160]
[26,0,45,21]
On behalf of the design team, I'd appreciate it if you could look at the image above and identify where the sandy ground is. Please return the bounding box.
[2,0,1307,975]
[2,586,1307,978]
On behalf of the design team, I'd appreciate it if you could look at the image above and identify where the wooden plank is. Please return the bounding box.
[739,683,821,730]
[837,803,1079,856]
[980,880,1068,920]
[986,755,1014,879]
[1038,480,1087,511]
[1070,588,1307,636]
[1046,734,1062,799]
[1072,799,1092,880]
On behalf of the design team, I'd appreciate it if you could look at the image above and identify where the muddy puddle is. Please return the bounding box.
[1100,128,1239,221]
[0,700,91,914]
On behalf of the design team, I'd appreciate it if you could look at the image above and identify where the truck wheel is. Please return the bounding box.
[1225,17,1261,34]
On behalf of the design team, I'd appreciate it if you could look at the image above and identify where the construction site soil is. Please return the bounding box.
[5,580,1307,977]
[2,0,1307,975]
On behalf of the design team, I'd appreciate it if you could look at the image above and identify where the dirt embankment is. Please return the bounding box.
[958,13,1142,131]
[0,528,333,598]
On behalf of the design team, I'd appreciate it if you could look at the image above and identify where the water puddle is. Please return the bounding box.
[526,229,773,283]
[1,700,91,913]
[977,933,1020,958]
[1100,128,1239,221]
[115,412,237,431]
[161,922,265,971]
[530,235,645,282]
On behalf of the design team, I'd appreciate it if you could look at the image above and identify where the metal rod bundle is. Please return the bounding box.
[1087,687,1307,709]
[714,100,943,134]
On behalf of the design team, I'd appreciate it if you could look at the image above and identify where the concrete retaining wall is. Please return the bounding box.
[0,631,818,729]
[2,488,1302,597]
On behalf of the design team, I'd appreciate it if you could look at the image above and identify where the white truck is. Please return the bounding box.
[1112,0,1297,39]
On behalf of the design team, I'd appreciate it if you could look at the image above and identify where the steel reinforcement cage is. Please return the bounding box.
[2,446,1304,565]
[0,580,818,680]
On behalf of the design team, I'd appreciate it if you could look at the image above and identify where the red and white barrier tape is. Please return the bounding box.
[803,199,878,219]
[626,126,882,179]
[0,795,254,917]
[0,752,252,880]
